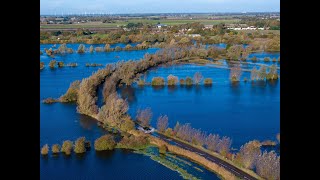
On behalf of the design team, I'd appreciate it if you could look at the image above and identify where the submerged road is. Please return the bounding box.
[152,133,258,180]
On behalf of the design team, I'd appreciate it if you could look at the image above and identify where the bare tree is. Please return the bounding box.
[193,72,203,85]
[250,66,258,81]
[217,136,232,157]
[136,108,153,127]
[157,115,169,133]
[205,134,220,152]
[256,151,280,180]
[235,140,261,169]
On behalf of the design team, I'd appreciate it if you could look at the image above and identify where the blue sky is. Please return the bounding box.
[40,0,280,15]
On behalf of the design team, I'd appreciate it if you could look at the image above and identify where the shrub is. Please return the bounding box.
[40,62,45,70]
[117,135,150,150]
[185,77,193,86]
[60,80,80,102]
[136,108,153,127]
[124,44,132,50]
[89,45,94,53]
[263,57,270,62]
[267,64,278,80]
[41,144,49,155]
[276,133,280,143]
[165,128,173,136]
[193,72,203,85]
[251,56,257,61]
[66,63,78,67]
[74,137,86,154]
[94,134,116,151]
[204,78,213,85]
[49,60,57,69]
[95,47,104,52]
[261,140,277,146]
[277,57,280,62]
[167,74,178,86]
[159,144,167,154]
[137,79,145,86]
[180,78,185,85]
[46,48,53,56]
[115,46,122,51]
[58,61,64,68]
[85,63,103,67]
[77,44,85,53]
[272,57,277,62]
[67,48,73,53]
[104,44,112,51]
[42,97,58,104]
[61,140,73,155]
[51,144,60,154]
[157,115,169,133]
[151,77,165,86]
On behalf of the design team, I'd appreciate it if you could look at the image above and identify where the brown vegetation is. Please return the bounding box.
[41,144,49,156]
[51,144,61,154]
[60,80,81,102]
[94,134,116,151]
[74,137,86,154]
[136,108,153,127]
[167,74,178,86]
[61,140,73,155]
[157,115,169,133]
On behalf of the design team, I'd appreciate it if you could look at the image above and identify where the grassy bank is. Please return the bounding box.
[156,132,263,180]
[149,135,239,180]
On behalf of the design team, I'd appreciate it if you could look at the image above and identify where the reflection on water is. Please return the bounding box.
[79,115,97,130]
[119,85,137,103]
[95,150,116,159]
[152,85,165,91]
[194,85,202,94]
[167,85,178,93]
[75,153,87,161]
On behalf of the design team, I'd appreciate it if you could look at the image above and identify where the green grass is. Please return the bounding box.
[134,148,201,180]
[157,131,264,180]
[40,19,241,29]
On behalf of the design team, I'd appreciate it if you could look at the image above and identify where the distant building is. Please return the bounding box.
[157,24,167,29]
[188,34,201,37]
[204,25,213,29]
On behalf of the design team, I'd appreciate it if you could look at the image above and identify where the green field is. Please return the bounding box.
[40,19,241,29]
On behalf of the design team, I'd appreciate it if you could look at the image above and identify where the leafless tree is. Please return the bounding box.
[256,151,280,180]
[205,134,220,152]
[193,72,203,85]
[230,64,242,82]
[136,108,153,127]
[157,115,169,133]
[235,140,261,169]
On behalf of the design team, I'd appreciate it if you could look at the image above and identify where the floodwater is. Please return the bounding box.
[40,43,222,180]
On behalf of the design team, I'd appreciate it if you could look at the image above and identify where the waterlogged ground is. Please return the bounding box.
[40,43,223,179]
[122,63,280,149]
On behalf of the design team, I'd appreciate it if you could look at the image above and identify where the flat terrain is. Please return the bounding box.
[40,19,241,30]
[154,133,259,180]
